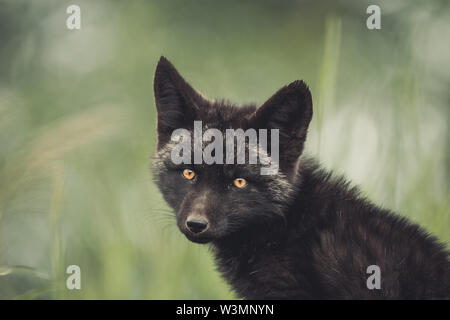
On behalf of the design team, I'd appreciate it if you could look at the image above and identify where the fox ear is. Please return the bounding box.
[154,57,206,149]
[251,80,313,176]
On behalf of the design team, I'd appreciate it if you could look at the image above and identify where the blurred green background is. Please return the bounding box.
[0,0,449,299]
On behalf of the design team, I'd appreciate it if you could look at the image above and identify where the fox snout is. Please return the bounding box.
[185,216,209,234]
[180,215,214,244]
[177,191,220,244]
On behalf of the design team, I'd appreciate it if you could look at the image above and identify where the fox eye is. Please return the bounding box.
[182,169,196,180]
[233,178,247,189]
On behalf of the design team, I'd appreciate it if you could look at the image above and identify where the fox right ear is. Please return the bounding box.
[154,57,206,149]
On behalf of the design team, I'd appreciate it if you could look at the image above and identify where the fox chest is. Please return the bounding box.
[215,248,314,299]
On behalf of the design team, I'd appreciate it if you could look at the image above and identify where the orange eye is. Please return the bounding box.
[182,169,196,180]
[233,178,247,188]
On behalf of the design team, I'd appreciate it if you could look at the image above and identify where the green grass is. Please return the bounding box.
[0,0,449,299]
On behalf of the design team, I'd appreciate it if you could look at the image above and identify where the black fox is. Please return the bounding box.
[152,56,450,299]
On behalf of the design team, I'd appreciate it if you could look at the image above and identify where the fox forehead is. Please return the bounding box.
[153,139,294,202]
[154,125,288,171]
[180,101,257,130]
[154,144,262,178]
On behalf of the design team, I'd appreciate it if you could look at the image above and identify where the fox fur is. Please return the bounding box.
[152,56,450,299]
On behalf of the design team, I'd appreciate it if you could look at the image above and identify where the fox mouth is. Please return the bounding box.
[184,232,214,244]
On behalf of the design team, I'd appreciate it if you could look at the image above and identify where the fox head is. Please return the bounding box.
[152,57,313,244]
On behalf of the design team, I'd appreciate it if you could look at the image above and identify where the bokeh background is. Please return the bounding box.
[0,0,449,299]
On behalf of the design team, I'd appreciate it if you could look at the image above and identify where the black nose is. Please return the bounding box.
[186,216,209,234]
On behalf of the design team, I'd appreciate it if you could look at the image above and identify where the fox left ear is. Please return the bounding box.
[251,80,313,176]
[154,56,207,149]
